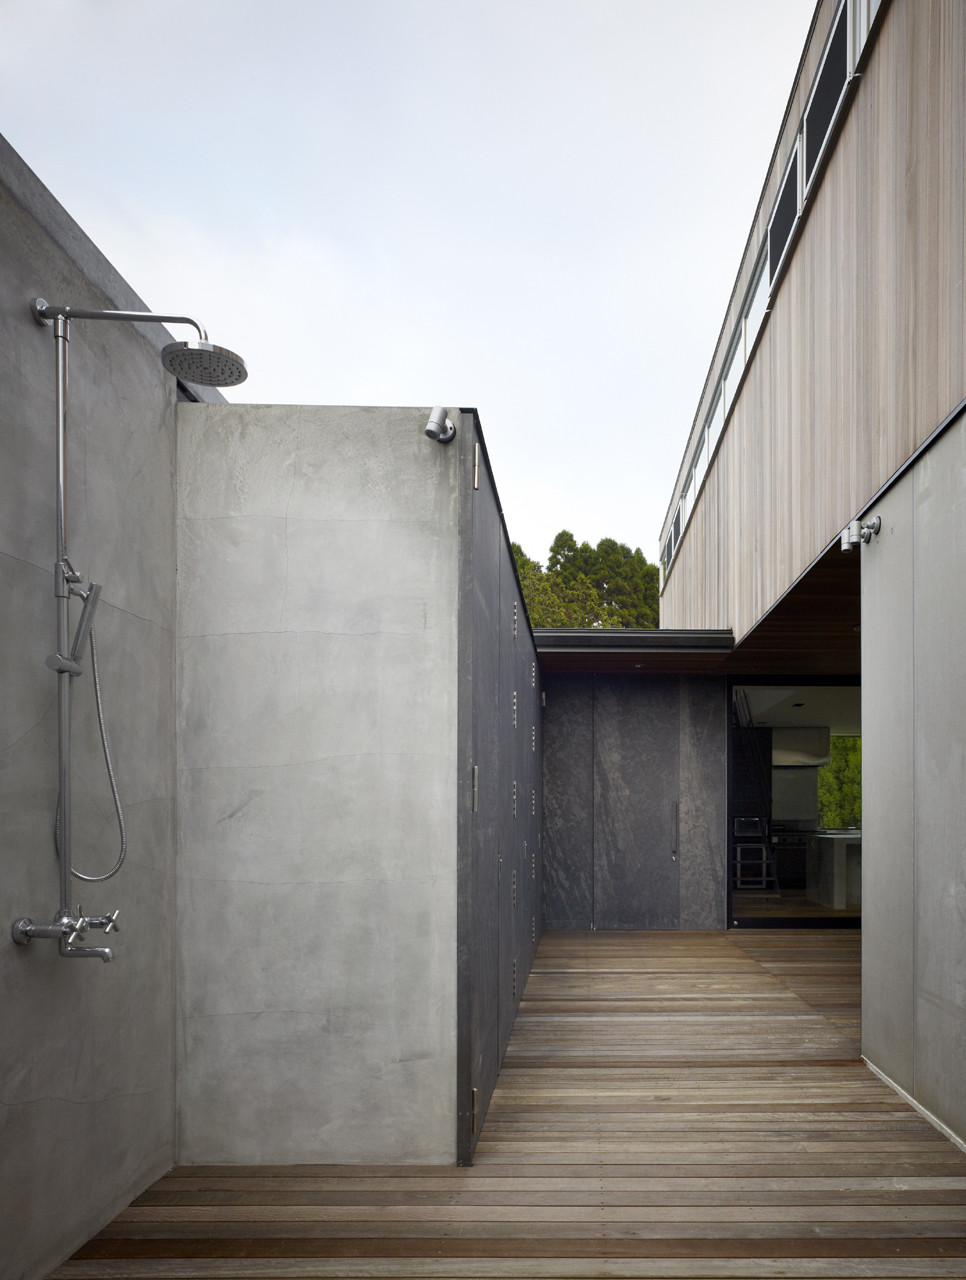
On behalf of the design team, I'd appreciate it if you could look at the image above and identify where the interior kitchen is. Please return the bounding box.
[730,683,862,926]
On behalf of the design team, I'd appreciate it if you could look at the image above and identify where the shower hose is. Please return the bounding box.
[55,625,127,882]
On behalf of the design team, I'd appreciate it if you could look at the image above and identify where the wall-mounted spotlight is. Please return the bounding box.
[840,515,881,553]
[425,407,456,444]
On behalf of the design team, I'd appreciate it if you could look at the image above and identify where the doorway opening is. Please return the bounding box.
[729,682,861,927]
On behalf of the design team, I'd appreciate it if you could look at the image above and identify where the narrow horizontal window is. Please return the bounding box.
[692,427,707,490]
[722,334,745,417]
[744,252,769,350]
[768,142,800,282]
[706,389,725,458]
[853,0,883,62]
[804,1,848,187]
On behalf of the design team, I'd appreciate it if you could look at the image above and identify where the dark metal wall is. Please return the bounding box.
[543,673,727,930]
[456,414,542,1164]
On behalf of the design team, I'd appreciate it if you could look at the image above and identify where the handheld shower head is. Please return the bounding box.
[161,340,248,388]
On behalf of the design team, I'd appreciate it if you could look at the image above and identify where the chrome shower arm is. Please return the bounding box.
[33,299,208,341]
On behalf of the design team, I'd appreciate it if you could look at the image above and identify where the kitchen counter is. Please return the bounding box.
[806,830,862,909]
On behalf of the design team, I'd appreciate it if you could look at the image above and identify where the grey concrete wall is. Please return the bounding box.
[0,140,179,1278]
[862,419,966,1144]
[543,674,727,930]
[177,404,460,1163]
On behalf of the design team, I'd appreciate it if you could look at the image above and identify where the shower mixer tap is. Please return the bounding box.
[12,906,119,961]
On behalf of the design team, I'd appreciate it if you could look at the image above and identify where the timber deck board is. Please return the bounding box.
[49,929,966,1279]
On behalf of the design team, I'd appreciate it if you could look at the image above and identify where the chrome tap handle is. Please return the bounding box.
[67,907,88,945]
[82,908,120,934]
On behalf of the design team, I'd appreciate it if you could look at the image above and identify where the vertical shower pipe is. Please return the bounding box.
[53,310,79,923]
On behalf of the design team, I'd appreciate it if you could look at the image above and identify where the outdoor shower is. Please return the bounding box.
[11,300,247,961]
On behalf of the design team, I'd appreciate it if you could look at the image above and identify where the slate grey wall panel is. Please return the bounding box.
[679,677,729,929]
[457,420,502,1161]
[543,675,595,928]
[456,419,541,1162]
[524,653,543,968]
[543,672,728,933]
[593,676,681,929]
[497,557,520,1051]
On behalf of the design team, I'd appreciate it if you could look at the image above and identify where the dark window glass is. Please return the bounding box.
[673,509,681,545]
[768,147,799,281]
[805,4,848,183]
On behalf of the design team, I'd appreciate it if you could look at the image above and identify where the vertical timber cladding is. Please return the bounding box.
[662,0,966,640]
[456,412,542,1163]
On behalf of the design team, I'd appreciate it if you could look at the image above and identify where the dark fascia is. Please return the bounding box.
[534,628,734,653]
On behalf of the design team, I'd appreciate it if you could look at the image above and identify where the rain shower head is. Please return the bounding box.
[161,340,248,388]
[32,299,248,388]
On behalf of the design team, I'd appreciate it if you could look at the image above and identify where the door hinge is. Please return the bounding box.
[473,443,480,490]
[471,1086,478,1135]
[472,764,479,813]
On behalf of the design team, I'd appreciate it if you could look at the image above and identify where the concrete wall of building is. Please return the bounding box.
[176,403,460,1163]
[0,138,188,1278]
[862,418,966,1144]
[543,674,727,930]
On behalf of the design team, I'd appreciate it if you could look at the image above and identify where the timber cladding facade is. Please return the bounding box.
[659,0,966,1149]
[660,0,965,644]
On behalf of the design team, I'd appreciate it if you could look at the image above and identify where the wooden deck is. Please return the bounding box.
[51,930,966,1279]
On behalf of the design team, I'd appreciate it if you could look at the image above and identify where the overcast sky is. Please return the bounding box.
[0,0,815,564]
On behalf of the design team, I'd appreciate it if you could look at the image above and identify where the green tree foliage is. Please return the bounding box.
[511,543,619,628]
[817,736,862,828]
[547,530,659,628]
[513,531,659,629]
